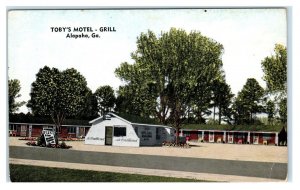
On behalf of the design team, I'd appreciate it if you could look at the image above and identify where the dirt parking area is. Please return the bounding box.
[9,137,288,163]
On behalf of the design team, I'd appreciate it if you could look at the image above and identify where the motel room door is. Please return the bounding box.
[228,132,234,144]
[20,125,27,137]
[105,126,113,145]
[253,133,259,145]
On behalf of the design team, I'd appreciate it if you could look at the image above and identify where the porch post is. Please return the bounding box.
[223,131,226,143]
[76,127,79,138]
[247,131,250,144]
[29,125,32,138]
[275,132,279,145]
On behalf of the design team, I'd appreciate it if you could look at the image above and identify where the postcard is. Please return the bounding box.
[8,8,288,182]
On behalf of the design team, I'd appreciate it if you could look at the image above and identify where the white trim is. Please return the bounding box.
[181,129,279,134]
[132,123,173,129]
[88,116,104,124]
[29,125,32,137]
[247,132,251,143]
[89,113,132,125]
[89,112,175,130]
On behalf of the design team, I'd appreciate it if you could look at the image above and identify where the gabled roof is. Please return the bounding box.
[89,112,132,124]
[88,116,103,124]
[89,112,173,129]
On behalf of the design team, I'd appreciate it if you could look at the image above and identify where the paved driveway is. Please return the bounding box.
[9,146,287,180]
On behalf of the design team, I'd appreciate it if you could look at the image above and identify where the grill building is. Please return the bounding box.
[85,113,175,147]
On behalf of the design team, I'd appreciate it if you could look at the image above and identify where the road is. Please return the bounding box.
[9,146,287,180]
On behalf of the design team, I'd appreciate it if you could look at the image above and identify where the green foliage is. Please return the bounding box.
[233,78,265,124]
[36,135,45,146]
[206,118,218,125]
[261,44,287,97]
[261,44,287,125]
[279,98,287,124]
[258,116,282,126]
[115,28,225,132]
[10,164,205,182]
[94,85,116,116]
[8,79,26,113]
[27,66,92,133]
[211,79,234,125]
[77,89,99,120]
[117,112,160,125]
[60,141,67,148]
[266,100,275,125]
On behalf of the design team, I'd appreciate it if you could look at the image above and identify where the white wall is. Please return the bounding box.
[133,124,156,146]
[133,124,175,146]
[85,118,106,145]
[85,117,140,147]
[85,116,175,147]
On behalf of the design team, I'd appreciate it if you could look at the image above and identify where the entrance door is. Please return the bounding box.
[20,125,27,137]
[209,132,214,142]
[228,133,233,144]
[105,126,113,145]
[253,133,259,145]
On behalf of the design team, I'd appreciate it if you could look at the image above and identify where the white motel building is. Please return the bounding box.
[85,112,176,147]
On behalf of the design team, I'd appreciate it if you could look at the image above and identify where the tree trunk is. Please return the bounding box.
[176,126,180,145]
[51,112,65,145]
[218,106,221,125]
[213,106,216,123]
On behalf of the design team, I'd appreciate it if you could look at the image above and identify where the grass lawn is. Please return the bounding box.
[9,164,208,182]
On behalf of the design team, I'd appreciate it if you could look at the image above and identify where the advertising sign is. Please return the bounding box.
[42,129,56,145]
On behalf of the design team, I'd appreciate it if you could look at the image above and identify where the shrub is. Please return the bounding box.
[37,135,46,146]
[60,141,72,149]
[26,141,37,146]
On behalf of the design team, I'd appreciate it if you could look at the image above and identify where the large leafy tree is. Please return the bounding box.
[261,44,287,123]
[115,28,224,142]
[279,98,287,124]
[77,89,99,120]
[265,100,275,125]
[8,79,26,113]
[211,79,234,125]
[233,78,265,124]
[94,85,116,116]
[261,44,287,97]
[27,66,91,137]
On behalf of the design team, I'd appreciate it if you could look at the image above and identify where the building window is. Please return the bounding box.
[183,131,190,137]
[114,127,126,137]
[263,133,272,140]
[68,127,76,134]
[198,132,203,139]
[156,128,161,140]
[9,124,17,131]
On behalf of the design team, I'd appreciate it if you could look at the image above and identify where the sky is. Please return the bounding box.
[8,9,287,113]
